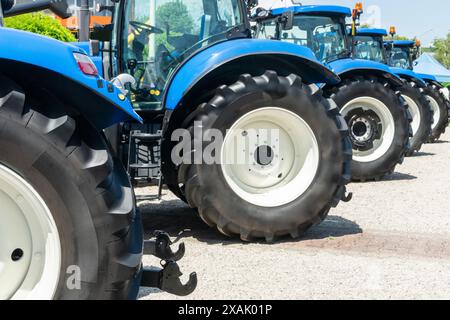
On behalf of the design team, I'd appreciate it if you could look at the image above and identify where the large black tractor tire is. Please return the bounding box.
[326,76,410,182]
[175,71,352,242]
[423,84,449,142]
[400,82,433,156]
[0,76,142,300]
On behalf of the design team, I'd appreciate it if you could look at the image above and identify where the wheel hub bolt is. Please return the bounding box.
[11,248,24,262]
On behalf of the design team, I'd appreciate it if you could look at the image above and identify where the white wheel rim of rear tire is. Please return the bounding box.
[341,97,396,163]
[402,95,421,136]
[426,95,441,130]
[221,107,320,207]
[0,163,61,300]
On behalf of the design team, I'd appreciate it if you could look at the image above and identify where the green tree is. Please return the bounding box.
[153,1,195,51]
[422,47,436,53]
[383,35,409,41]
[5,13,76,42]
[433,33,450,69]
[155,1,194,34]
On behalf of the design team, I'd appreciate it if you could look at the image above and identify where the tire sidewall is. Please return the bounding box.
[400,83,431,153]
[0,115,96,299]
[424,85,448,140]
[0,108,139,300]
[331,79,408,179]
[193,86,344,233]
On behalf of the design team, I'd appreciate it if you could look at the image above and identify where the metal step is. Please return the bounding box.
[136,194,161,201]
[127,127,163,198]
[131,132,162,142]
[129,163,158,170]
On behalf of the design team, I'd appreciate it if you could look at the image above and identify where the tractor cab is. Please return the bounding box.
[109,0,248,112]
[385,40,418,70]
[254,4,418,182]
[353,27,430,87]
[353,28,387,64]
[255,5,352,64]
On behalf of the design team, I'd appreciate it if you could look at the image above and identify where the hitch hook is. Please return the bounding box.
[141,261,197,297]
[144,231,185,261]
[343,192,353,202]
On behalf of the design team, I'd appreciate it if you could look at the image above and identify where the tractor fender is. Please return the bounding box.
[163,38,340,110]
[415,73,443,88]
[326,58,403,87]
[0,28,141,129]
[390,67,426,87]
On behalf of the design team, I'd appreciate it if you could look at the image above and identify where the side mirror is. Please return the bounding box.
[1,0,15,11]
[281,10,294,31]
[90,23,113,42]
[49,0,70,18]
[4,0,71,19]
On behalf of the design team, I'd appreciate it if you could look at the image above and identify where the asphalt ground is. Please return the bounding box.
[138,131,450,300]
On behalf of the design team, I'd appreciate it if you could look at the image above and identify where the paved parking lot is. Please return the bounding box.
[138,131,450,300]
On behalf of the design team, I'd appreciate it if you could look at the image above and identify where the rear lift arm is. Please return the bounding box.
[142,231,197,296]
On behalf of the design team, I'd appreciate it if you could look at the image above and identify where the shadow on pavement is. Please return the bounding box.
[300,215,363,241]
[139,199,362,245]
[432,140,449,144]
[410,151,436,157]
[383,172,417,181]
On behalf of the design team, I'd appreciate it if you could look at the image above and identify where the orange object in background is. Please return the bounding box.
[354,2,363,12]
[56,15,111,32]
[390,26,396,36]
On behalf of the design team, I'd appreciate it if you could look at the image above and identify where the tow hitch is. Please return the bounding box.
[141,231,197,296]
[144,231,185,261]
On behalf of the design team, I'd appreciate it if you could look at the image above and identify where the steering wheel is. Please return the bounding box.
[129,21,164,35]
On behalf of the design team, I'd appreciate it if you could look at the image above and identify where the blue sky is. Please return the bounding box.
[259,0,450,47]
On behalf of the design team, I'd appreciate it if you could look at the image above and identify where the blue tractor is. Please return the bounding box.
[89,0,352,242]
[384,34,449,142]
[254,3,411,182]
[0,0,197,299]
[353,28,432,155]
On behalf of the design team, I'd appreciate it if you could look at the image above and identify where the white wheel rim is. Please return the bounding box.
[402,95,421,136]
[220,107,320,208]
[0,163,61,300]
[341,97,395,163]
[426,95,441,130]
